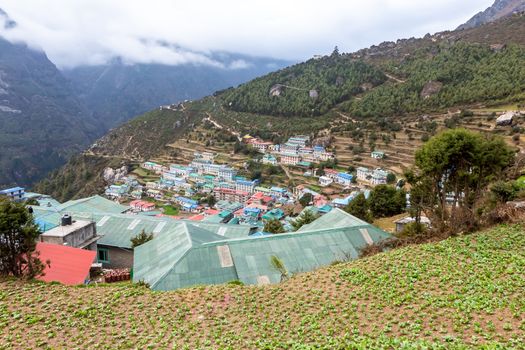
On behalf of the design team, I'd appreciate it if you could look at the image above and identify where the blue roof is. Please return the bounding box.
[338,173,353,180]
[313,146,325,151]
[270,187,286,192]
[236,179,258,186]
[332,195,353,206]
[176,196,198,205]
[0,187,24,193]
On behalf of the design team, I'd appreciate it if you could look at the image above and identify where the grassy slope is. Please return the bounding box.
[1,225,524,349]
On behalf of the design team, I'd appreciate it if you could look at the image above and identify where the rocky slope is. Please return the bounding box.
[458,0,525,30]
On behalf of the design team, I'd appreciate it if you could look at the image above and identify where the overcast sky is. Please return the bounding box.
[0,0,494,68]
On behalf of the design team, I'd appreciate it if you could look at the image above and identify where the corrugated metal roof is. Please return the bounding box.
[133,208,391,291]
[297,208,367,232]
[31,205,251,248]
[133,223,238,290]
[57,195,129,214]
[36,242,96,285]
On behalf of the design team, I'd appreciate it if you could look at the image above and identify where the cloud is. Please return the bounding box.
[0,0,494,68]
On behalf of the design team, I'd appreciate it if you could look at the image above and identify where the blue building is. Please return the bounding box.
[0,187,25,201]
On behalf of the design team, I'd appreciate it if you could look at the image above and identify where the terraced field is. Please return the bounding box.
[1,225,524,349]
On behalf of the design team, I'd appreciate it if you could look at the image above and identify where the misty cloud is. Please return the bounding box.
[0,0,494,68]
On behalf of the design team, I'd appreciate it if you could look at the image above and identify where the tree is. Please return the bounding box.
[299,193,314,207]
[368,185,406,218]
[130,230,154,248]
[291,209,319,231]
[344,193,371,222]
[331,46,340,57]
[386,173,396,184]
[407,129,514,232]
[270,255,288,282]
[264,219,285,234]
[0,199,47,278]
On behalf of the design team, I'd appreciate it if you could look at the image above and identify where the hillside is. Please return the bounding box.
[0,225,523,348]
[0,35,100,187]
[36,14,525,200]
[458,0,525,30]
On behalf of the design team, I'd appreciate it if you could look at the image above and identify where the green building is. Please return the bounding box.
[133,209,391,290]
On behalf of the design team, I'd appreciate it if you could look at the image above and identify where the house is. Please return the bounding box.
[0,186,25,201]
[371,151,385,159]
[168,164,193,178]
[287,136,309,148]
[142,161,166,174]
[174,196,199,212]
[323,169,339,180]
[130,189,143,199]
[270,186,287,198]
[250,139,274,153]
[280,153,301,165]
[40,215,99,250]
[262,154,278,165]
[129,200,156,212]
[35,243,96,285]
[203,210,234,224]
[395,216,431,233]
[356,167,370,181]
[104,184,129,199]
[213,188,250,203]
[331,195,354,208]
[371,169,389,185]
[242,134,255,143]
[313,146,333,161]
[146,189,162,199]
[496,111,516,126]
[262,208,285,221]
[297,161,312,168]
[215,200,244,213]
[319,176,333,187]
[194,152,215,161]
[133,209,391,291]
[235,179,259,193]
[336,173,354,187]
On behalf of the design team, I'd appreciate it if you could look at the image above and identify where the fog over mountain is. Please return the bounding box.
[1,1,493,68]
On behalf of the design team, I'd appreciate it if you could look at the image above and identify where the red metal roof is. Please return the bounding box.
[35,243,96,286]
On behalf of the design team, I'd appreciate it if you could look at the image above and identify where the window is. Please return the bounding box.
[98,248,109,263]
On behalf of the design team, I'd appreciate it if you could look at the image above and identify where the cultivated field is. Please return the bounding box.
[1,225,524,349]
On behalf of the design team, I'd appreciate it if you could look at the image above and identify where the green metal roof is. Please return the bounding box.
[30,205,251,248]
[133,208,391,291]
[297,208,368,232]
[133,223,238,290]
[57,195,129,214]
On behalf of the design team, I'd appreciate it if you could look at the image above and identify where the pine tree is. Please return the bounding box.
[264,219,285,234]
[130,230,154,248]
[0,198,47,278]
[291,209,318,231]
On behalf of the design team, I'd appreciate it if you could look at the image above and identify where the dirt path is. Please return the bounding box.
[204,112,242,141]
[384,73,406,83]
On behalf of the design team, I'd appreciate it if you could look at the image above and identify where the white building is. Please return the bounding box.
[319,176,333,187]
[371,169,389,185]
[356,167,370,181]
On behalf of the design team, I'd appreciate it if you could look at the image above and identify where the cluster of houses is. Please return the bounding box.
[243,135,334,167]
[22,192,392,290]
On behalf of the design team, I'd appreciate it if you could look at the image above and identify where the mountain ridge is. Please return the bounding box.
[458,0,525,30]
